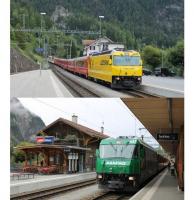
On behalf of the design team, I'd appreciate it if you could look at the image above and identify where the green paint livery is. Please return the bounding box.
[96,136,166,191]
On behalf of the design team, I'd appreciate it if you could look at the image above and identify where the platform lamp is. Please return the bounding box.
[40,12,46,32]
[139,127,146,140]
[99,16,104,37]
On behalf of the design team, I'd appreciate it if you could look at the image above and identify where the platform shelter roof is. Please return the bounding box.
[122,98,184,156]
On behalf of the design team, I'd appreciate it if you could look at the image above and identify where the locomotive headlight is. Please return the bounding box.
[115,77,120,80]
[98,174,102,179]
[128,176,135,180]
[137,77,141,80]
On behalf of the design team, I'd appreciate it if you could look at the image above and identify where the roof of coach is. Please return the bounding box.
[112,50,140,56]
[90,50,140,57]
[54,56,89,62]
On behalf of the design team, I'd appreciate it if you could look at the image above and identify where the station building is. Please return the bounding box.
[82,37,124,56]
[17,116,108,174]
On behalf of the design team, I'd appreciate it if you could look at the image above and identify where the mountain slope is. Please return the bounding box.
[10,98,45,145]
[26,0,184,47]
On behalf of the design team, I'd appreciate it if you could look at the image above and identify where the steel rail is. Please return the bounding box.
[123,89,163,98]
[11,178,96,200]
[52,66,100,97]
[51,63,161,98]
[88,192,132,200]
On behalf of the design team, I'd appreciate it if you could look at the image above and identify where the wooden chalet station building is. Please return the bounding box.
[17,116,108,174]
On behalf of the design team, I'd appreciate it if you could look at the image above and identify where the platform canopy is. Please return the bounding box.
[122,98,184,155]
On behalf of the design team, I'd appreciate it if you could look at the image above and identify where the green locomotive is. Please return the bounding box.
[96,136,166,191]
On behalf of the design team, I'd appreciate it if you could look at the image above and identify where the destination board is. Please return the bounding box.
[157,133,178,141]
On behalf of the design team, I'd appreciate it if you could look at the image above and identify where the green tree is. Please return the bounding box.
[13,149,25,163]
[142,45,161,70]
[167,40,184,76]
[71,40,77,58]
[12,141,35,163]
[14,32,26,49]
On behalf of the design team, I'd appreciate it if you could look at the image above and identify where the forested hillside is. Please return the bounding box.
[10,0,184,74]
[17,0,183,47]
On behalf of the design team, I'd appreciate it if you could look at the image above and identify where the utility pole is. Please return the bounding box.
[22,14,26,29]
[70,40,72,59]
[57,35,59,47]
[14,55,18,73]
[161,46,164,68]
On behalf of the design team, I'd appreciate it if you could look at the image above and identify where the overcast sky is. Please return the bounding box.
[19,98,159,147]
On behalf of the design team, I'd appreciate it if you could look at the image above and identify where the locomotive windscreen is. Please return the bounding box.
[113,56,141,66]
[99,144,138,159]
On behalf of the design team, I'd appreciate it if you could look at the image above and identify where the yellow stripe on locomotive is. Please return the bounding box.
[88,50,142,88]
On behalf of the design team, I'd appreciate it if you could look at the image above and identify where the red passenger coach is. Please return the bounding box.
[53,56,89,78]
[67,59,76,73]
[54,58,67,69]
[74,56,89,78]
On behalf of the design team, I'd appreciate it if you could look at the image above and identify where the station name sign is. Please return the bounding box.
[157,133,178,141]
[36,136,55,144]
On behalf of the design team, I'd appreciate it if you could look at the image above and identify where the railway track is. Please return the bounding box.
[53,67,99,97]
[10,178,96,200]
[87,191,132,200]
[51,63,162,98]
[124,89,162,98]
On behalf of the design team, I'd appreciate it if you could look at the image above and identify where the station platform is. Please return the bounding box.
[141,76,184,97]
[10,172,96,197]
[130,168,184,200]
[10,69,73,97]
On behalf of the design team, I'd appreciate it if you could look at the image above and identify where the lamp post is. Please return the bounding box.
[139,127,146,140]
[161,46,164,68]
[40,12,46,68]
[99,16,104,37]
[40,12,46,32]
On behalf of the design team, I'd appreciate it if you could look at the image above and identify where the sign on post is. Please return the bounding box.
[35,47,44,53]
[157,133,178,141]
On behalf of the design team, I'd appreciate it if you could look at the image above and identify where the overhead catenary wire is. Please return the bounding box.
[116,99,160,146]
[31,98,116,135]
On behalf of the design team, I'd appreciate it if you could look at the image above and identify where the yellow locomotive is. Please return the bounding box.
[88,50,142,88]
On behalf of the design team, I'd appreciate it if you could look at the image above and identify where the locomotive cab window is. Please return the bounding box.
[113,56,141,66]
[100,144,138,159]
